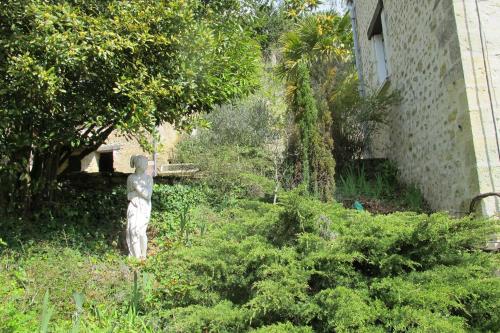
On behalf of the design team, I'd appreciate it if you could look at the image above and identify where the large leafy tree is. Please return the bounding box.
[0,0,261,209]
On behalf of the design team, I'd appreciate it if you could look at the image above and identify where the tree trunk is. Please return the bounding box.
[20,126,116,213]
[29,148,61,210]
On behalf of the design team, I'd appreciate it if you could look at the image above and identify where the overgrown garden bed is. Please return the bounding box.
[1,184,498,332]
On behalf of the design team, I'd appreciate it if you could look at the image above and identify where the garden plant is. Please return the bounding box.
[1,1,499,332]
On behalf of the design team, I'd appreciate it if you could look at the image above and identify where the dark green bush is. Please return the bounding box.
[1,186,128,255]
[152,184,206,213]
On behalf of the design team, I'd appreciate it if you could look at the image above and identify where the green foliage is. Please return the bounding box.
[175,70,287,205]
[163,301,249,332]
[338,166,393,199]
[0,243,147,331]
[286,62,335,200]
[402,184,426,212]
[1,183,499,332]
[0,234,165,332]
[152,184,206,216]
[283,0,322,19]
[250,322,313,333]
[190,100,276,148]
[0,0,261,209]
[0,183,217,331]
[1,186,128,256]
[277,12,396,169]
[269,185,336,246]
[178,144,275,206]
[327,69,400,166]
[151,184,208,242]
[277,13,353,200]
[238,1,293,55]
[337,162,428,213]
[40,290,54,333]
[71,291,84,333]
[144,187,500,332]
[0,271,38,331]
[277,13,352,80]
[292,63,317,188]
[314,287,382,333]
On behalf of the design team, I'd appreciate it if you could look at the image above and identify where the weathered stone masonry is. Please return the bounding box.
[350,0,500,215]
[79,123,179,174]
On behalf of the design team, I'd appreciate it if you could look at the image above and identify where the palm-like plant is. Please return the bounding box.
[277,13,352,82]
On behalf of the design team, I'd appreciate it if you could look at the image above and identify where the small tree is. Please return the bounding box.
[286,62,335,199]
[277,13,351,200]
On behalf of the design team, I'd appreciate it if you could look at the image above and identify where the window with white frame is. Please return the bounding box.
[368,1,390,86]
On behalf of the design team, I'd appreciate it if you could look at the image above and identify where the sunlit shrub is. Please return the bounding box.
[2,186,498,332]
[145,188,500,332]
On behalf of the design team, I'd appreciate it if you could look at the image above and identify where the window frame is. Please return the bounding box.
[368,1,390,87]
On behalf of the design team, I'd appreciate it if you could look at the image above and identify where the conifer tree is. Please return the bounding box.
[278,13,350,200]
[289,62,335,199]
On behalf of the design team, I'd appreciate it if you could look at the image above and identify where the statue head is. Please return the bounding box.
[130,155,149,174]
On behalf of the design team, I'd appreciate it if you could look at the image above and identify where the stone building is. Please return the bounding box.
[66,123,179,175]
[347,0,500,216]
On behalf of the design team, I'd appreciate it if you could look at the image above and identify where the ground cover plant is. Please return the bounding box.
[143,187,500,332]
[1,183,499,332]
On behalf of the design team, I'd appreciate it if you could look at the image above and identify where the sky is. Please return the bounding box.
[317,0,347,14]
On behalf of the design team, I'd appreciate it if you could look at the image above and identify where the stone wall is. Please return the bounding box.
[352,0,480,214]
[81,152,99,173]
[81,123,180,174]
[453,0,500,216]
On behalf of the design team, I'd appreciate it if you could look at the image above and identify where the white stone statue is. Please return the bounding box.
[126,155,153,259]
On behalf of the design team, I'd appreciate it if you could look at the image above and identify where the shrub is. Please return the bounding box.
[268,186,343,246]
[1,185,498,332]
[325,69,400,168]
[144,188,500,332]
[250,322,313,333]
[150,184,208,242]
[174,68,290,206]
[162,301,249,333]
[177,143,275,207]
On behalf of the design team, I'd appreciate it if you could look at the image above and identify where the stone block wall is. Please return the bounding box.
[453,0,500,216]
[352,0,481,214]
[81,152,99,172]
[81,123,179,174]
